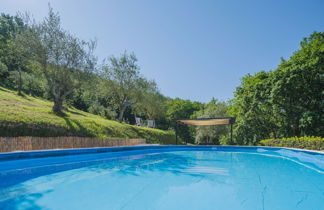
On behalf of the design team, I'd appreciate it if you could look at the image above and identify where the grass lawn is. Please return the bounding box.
[0,87,175,144]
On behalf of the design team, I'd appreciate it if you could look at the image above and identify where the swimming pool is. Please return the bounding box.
[0,146,323,210]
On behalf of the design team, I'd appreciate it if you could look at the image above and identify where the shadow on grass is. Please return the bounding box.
[17,92,34,101]
[60,116,95,137]
[68,110,87,117]
[52,108,124,138]
[0,87,11,92]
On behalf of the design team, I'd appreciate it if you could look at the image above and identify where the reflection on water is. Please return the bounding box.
[0,150,323,210]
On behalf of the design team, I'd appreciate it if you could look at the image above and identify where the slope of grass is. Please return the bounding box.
[0,87,175,144]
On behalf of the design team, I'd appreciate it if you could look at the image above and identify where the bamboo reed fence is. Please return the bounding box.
[0,136,146,153]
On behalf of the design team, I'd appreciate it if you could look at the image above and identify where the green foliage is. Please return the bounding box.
[166,98,203,122]
[259,136,324,151]
[20,6,97,114]
[0,13,24,41]
[228,71,277,145]
[229,32,324,145]
[0,60,8,80]
[270,32,324,137]
[0,14,28,92]
[0,87,175,144]
[101,52,159,122]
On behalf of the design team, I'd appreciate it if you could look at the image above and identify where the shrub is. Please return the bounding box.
[259,136,324,151]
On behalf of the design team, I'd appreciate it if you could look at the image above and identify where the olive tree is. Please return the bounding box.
[101,52,156,122]
[21,7,96,114]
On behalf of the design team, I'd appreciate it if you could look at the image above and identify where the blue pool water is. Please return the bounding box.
[0,146,323,210]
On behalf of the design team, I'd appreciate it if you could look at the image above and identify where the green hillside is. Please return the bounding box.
[0,87,175,144]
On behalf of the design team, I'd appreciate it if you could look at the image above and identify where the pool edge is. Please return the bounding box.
[0,145,323,161]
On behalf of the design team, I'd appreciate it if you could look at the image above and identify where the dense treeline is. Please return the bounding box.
[0,7,322,145]
[228,32,324,145]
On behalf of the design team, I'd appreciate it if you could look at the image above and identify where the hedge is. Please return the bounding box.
[259,136,324,151]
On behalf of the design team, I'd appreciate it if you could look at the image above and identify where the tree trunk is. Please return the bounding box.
[118,105,127,122]
[17,67,22,96]
[53,96,63,115]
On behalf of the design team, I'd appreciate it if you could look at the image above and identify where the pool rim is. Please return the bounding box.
[0,145,323,162]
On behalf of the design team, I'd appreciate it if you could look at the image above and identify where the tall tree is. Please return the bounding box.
[134,91,167,120]
[270,32,324,137]
[229,31,324,145]
[228,71,278,145]
[7,36,30,95]
[102,52,157,122]
[0,14,26,90]
[21,6,97,114]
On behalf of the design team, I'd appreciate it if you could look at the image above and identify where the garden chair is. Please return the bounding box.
[135,117,143,126]
[147,120,155,128]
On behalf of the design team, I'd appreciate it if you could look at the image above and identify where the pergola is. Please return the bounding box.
[175,117,235,145]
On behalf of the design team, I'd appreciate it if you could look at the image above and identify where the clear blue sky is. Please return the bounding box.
[2,0,324,102]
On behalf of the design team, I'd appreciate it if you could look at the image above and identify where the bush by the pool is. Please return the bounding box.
[259,136,324,151]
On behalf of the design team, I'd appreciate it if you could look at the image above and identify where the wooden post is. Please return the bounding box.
[175,122,178,145]
[230,121,233,143]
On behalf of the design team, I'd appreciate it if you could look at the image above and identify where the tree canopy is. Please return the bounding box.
[228,32,324,145]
